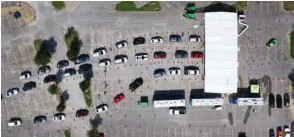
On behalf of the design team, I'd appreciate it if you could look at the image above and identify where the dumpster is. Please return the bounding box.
[138,96,148,107]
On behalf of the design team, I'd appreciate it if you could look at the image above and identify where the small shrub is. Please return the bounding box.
[290,31,294,60]
[48,84,58,95]
[84,89,93,108]
[34,39,42,52]
[64,129,71,137]
[52,1,66,10]
[56,103,66,112]
[87,128,99,137]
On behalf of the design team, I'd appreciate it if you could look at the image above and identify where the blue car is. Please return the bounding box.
[74,54,89,65]
[63,68,77,78]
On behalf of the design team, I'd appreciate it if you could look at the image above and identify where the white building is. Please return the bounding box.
[204,12,239,94]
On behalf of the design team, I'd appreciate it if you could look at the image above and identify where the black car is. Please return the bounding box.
[269,129,275,137]
[238,132,246,137]
[74,54,90,65]
[33,115,47,124]
[269,93,275,108]
[129,77,143,92]
[133,37,145,45]
[284,93,290,107]
[175,50,188,58]
[276,94,282,108]
[78,63,93,74]
[23,81,36,92]
[76,109,89,117]
[57,60,69,68]
[43,75,57,83]
[37,65,51,75]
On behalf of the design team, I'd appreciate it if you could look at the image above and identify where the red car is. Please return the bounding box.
[154,51,167,59]
[113,93,125,104]
[75,109,89,117]
[191,51,204,58]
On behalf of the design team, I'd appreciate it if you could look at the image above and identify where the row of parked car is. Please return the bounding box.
[268,93,290,108]
[7,105,109,127]
[269,126,290,137]
[109,34,201,50]
[154,66,200,78]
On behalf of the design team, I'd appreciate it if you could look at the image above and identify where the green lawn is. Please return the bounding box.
[64,129,71,137]
[290,31,294,60]
[116,1,160,11]
[34,39,42,52]
[52,1,66,11]
[233,1,247,12]
[284,1,294,11]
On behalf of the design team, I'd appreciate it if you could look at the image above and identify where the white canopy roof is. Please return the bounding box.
[204,12,238,94]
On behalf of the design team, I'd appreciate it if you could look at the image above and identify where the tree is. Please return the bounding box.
[288,72,294,84]
[70,36,83,55]
[48,84,58,95]
[83,69,94,80]
[34,52,51,65]
[66,50,78,61]
[79,80,91,91]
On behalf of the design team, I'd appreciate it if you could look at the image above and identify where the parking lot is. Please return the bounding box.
[1,1,294,137]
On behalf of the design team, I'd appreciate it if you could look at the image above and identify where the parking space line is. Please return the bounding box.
[267,1,270,12]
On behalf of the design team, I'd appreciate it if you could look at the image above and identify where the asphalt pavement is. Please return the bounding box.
[1,1,294,137]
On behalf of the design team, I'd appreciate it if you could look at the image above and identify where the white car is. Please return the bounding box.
[150,37,163,44]
[19,71,31,80]
[8,119,22,127]
[98,59,111,67]
[169,67,181,75]
[95,104,108,113]
[135,53,148,61]
[284,126,290,137]
[93,48,107,57]
[184,66,200,75]
[114,56,128,64]
[6,88,19,97]
[53,113,66,121]
[189,35,201,42]
[169,107,186,115]
[115,41,128,49]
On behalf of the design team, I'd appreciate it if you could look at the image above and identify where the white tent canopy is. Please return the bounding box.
[204,12,239,94]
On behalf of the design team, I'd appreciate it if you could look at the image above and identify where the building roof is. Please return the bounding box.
[204,12,238,94]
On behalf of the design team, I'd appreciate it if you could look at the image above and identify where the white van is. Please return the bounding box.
[114,57,128,64]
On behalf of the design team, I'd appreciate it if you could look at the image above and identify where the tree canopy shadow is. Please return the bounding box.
[204,2,236,12]
[90,114,103,128]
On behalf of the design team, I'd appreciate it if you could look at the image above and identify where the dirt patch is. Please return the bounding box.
[1,2,35,24]
[65,1,78,11]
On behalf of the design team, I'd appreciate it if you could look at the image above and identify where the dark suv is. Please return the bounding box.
[57,60,69,68]
[23,81,36,92]
[33,115,47,124]
[43,75,57,83]
[76,109,89,117]
[129,77,143,92]
[133,37,145,45]
[175,50,188,58]
[78,63,93,74]
[269,93,275,108]
[276,94,282,108]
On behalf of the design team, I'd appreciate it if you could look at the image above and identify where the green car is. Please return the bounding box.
[266,38,277,49]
